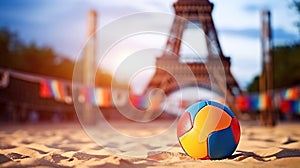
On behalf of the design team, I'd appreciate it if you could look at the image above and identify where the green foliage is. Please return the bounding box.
[0,27,73,79]
[247,76,259,93]
[273,44,300,88]
[247,44,300,92]
[0,27,113,87]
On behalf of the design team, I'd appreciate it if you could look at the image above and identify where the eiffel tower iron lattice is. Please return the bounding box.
[146,0,241,117]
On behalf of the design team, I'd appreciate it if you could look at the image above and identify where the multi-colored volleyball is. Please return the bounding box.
[177,100,240,159]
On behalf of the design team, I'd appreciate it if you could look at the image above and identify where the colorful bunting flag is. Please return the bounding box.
[51,80,66,101]
[129,94,148,110]
[280,100,291,114]
[236,95,250,111]
[259,93,272,111]
[40,80,53,98]
[95,88,111,107]
[281,87,298,100]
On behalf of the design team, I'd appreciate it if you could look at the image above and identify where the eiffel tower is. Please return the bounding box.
[146,0,241,116]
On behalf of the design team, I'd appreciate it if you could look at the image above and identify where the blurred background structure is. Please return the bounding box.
[146,0,241,117]
[259,10,275,126]
[0,0,300,124]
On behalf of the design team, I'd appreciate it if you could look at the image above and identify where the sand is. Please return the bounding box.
[0,120,300,168]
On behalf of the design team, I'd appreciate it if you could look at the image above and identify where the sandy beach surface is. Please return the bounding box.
[0,120,300,168]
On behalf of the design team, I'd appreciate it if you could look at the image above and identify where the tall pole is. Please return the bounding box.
[82,10,98,125]
[84,10,97,86]
[260,10,275,126]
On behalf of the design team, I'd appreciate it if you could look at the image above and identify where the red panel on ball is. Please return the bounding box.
[177,111,193,137]
[230,117,241,144]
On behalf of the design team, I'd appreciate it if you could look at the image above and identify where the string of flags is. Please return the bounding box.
[39,78,165,111]
[235,87,300,115]
[1,69,300,115]
[39,79,112,107]
[0,69,128,108]
[38,78,300,115]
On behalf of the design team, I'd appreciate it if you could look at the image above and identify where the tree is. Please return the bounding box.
[0,28,72,78]
[0,27,25,69]
[247,76,259,93]
[273,44,300,88]
[247,44,300,92]
[0,27,113,86]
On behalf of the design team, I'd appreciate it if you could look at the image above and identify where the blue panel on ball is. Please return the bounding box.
[207,126,237,159]
[207,100,235,118]
[186,100,207,121]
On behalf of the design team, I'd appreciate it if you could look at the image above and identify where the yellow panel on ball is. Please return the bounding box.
[198,105,224,142]
[179,107,209,158]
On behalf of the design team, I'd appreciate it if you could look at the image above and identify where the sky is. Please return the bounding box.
[0,0,299,90]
